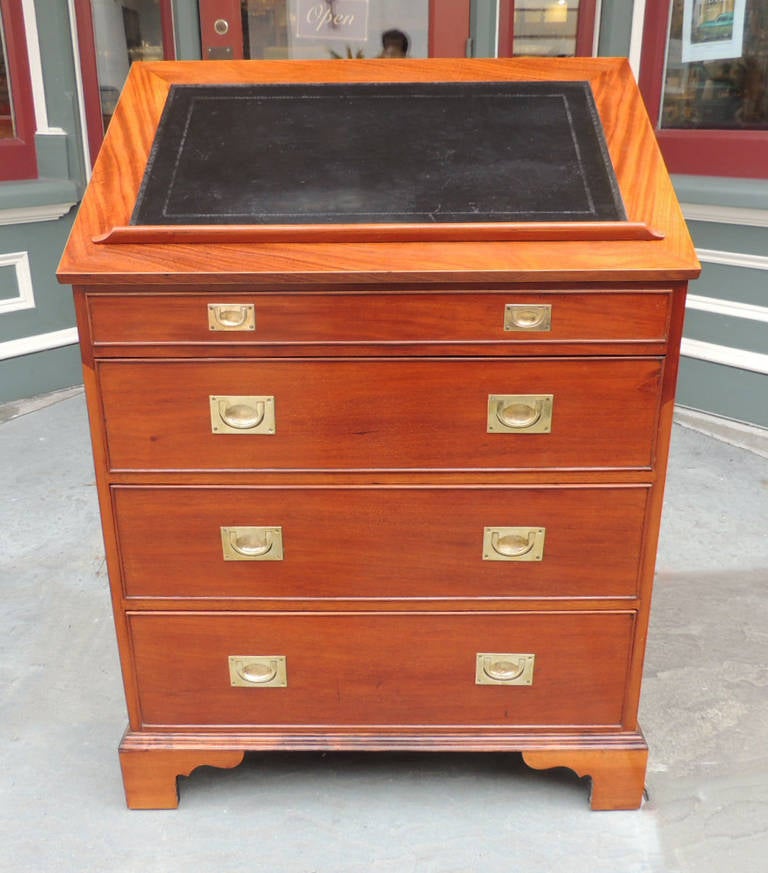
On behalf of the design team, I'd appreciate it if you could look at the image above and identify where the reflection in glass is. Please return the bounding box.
[0,9,16,139]
[513,0,580,57]
[240,0,428,60]
[91,0,164,131]
[661,0,768,129]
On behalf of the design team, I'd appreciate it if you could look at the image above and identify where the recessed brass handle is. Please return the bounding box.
[497,400,541,429]
[483,527,545,561]
[476,653,535,685]
[229,655,287,687]
[491,530,535,558]
[210,395,275,434]
[230,528,273,557]
[219,399,264,430]
[484,659,526,681]
[221,526,284,561]
[504,304,552,331]
[208,303,255,331]
[487,395,553,433]
[240,661,277,683]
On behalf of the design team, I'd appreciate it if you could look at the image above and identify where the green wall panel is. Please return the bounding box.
[687,261,768,308]
[0,344,82,404]
[687,220,768,259]
[677,358,768,428]
[33,0,88,187]
[683,309,768,357]
[597,0,633,57]
[0,214,78,344]
[470,0,497,57]
[174,0,203,59]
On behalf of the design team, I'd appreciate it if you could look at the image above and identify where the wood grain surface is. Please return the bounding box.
[57,58,699,286]
[127,610,635,728]
[59,58,699,810]
[112,484,649,600]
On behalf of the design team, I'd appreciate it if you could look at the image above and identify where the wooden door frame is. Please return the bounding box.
[0,0,38,179]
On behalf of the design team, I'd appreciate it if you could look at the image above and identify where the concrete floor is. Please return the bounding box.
[0,389,766,873]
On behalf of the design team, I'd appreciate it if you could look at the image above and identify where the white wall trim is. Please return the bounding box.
[683,203,768,228]
[0,252,35,314]
[628,0,646,79]
[68,0,92,178]
[696,248,768,271]
[687,294,768,324]
[0,203,76,226]
[19,0,62,135]
[0,327,79,361]
[593,0,603,57]
[681,338,768,376]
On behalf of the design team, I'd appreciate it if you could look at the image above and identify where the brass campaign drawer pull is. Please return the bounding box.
[229,655,287,687]
[208,303,255,331]
[221,526,284,560]
[210,395,275,434]
[487,394,553,433]
[476,653,535,685]
[483,527,546,561]
[504,303,552,331]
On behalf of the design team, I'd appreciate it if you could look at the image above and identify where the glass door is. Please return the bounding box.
[497,0,597,57]
[75,0,176,161]
[199,0,471,61]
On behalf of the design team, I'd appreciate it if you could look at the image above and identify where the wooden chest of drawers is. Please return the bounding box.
[58,58,699,809]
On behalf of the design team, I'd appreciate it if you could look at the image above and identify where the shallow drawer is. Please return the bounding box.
[114,485,649,599]
[98,358,662,471]
[129,611,635,728]
[86,291,670,346]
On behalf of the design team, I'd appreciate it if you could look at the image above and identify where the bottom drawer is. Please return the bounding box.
[129,611,635,729]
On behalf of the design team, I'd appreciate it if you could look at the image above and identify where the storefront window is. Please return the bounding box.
[238,0,429,60]
[511,0,580,57]
[0,8,15,138]
[660,0,768,130]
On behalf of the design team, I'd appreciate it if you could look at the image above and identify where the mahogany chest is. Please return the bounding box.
[58,57,699,809]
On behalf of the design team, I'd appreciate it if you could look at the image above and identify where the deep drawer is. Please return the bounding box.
[98,358,662,471]
[86,290,671,347]
[129,611,635,728]
[114,485,649,599]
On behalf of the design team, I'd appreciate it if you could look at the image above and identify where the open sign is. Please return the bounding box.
[296,0,370,42]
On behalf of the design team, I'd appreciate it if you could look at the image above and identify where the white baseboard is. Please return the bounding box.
[681,338,768,376]
[0,327,79,361]
[674,406,768,459]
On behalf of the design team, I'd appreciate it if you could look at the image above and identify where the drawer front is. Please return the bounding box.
[114,485,649,599]
[87,291,670,346]
[129,611,635,728]
[99,358,662,471]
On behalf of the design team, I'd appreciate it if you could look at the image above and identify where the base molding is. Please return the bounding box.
[118,728,648,810]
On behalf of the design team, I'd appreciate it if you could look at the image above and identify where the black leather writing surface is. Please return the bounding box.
[132,81,626,226]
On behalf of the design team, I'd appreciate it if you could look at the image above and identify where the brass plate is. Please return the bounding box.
[210,395,275,434]
[221,526,283,561]
[487,394,553,433]
[504,303,552,331]
[207,303,256,331]
[483,527,545,562]
[475,653,535,685]
[229,655,287,687]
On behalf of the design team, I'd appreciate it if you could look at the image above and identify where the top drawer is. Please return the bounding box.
[85,290,671,348]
